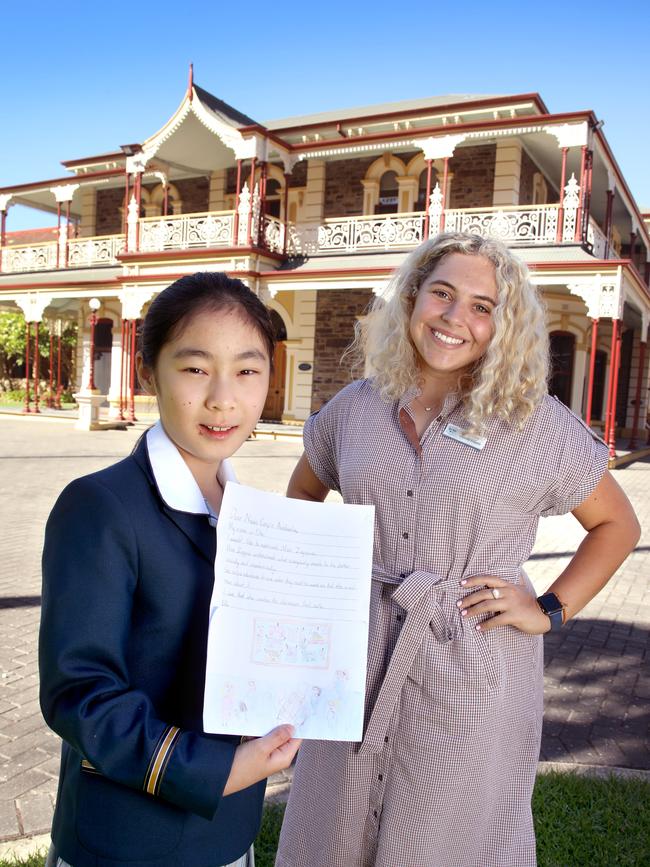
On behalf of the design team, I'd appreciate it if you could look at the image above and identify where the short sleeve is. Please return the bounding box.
[303,381,365,492]
[536,397,609,517]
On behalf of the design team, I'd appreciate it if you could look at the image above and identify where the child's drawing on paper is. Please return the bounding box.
[208,667,362,741]
[252,619,331,668]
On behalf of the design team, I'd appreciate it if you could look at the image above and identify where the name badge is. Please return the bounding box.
[442,423,487,451]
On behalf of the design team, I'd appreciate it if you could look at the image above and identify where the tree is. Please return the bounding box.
[0,311,77,387]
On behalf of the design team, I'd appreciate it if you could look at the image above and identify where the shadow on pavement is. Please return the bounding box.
[531,546,650,561]
[541,618,649,770]
[0,594,42,609]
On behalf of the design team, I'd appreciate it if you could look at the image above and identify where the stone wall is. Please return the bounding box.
[448,144,496,208]
[311,289,373,410]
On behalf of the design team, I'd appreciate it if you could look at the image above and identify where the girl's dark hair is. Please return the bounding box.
[140,272,276,368]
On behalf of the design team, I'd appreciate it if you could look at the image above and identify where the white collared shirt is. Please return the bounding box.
[145,422,237,524]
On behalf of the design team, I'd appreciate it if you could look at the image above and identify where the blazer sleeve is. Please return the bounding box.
[39,475,237,821]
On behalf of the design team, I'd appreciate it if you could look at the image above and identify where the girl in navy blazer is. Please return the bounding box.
[39,273,300,867]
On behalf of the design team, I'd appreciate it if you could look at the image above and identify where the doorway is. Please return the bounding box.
[94,318,113,396]
[262,310,287,421]
[549,332,575,407]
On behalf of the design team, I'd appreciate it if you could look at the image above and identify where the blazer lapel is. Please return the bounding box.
[132,438,217,565]
[159,505,217,565]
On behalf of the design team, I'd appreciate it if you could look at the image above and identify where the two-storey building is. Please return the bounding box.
[1,74,649,454]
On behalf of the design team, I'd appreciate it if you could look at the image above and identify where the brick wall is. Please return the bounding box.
[519,149,559,205]
[311,289,373,410]
[173,177,209,213]
[323,157,377,217]
[448,144,496,208]
[95,176,210,233]
[225,161,307,194]
[519,149,536,205]
[95,188,124,235]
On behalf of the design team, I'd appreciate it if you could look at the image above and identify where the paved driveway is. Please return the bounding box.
[0,416,648,841]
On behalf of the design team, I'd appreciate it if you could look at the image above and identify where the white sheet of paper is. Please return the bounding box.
[203,482,374,741]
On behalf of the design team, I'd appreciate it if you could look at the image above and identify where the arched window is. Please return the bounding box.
[375,171,399,215]
[548,331,575,407]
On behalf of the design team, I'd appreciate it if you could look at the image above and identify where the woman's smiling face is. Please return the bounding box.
[408,252,498,388]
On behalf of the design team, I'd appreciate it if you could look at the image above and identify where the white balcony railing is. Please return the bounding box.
[0,192,620,274]
[290,212,427,256]
[587,219,608,259]
[262,215,285,254]
[139,211,235,252]
[1,241,58,273]
[444,204,559,244]
[67,234,126,268]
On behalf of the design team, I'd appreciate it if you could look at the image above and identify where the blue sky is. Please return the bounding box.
[2,1,649,230]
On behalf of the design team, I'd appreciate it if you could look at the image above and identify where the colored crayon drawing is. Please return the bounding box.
[251,619,331,668]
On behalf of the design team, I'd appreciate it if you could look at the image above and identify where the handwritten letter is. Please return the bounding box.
[204,483,374,741]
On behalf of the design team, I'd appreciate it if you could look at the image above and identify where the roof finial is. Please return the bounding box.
[188,63,194,102]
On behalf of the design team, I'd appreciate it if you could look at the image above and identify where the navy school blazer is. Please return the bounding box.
[39,435,265,867]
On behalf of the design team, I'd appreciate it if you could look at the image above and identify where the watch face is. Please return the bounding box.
[538,592,562,615]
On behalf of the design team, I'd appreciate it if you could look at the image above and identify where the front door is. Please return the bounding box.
[549,332,575,407]
[262,341,286,421]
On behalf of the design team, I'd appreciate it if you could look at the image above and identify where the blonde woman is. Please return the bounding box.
[276,233,639,867]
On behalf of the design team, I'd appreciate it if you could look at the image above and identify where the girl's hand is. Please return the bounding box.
[457,576,551,635]
[222,724,302,796]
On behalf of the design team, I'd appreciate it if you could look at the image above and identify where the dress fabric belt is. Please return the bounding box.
[357,568,460,756]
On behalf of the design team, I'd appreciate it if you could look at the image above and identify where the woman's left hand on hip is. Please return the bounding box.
[457,575,551,634]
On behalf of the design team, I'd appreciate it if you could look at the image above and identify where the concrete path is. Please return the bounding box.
[0,415,648,845]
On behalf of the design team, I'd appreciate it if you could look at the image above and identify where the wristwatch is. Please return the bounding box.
[536,592,566,631]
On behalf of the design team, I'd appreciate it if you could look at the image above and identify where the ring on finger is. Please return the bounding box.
[491,588,501,600]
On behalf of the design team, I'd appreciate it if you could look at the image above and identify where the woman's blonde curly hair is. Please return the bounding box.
[351,232,549,432]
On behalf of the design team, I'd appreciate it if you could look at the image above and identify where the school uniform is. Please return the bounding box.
[39,423,263,867]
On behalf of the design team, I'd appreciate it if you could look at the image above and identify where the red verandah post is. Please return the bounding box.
[23,321,31,413]
[33,323,40,413]
[585,318,599,428]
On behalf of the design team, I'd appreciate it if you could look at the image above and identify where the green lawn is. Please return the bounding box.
[2,772,648,867]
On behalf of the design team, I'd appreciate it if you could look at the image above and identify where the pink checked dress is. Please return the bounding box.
[275,379,608,867]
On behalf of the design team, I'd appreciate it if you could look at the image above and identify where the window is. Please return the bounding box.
[264,178,282,219]
[375,171,399,215]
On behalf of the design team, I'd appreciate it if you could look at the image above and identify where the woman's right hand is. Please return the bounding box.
[222,725,301,796]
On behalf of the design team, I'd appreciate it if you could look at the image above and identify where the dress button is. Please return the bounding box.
[406,490,413,497]
[396,614,402,621]
[373,810,378,818]
[384,736,389,743]
[436,415,443,422]
[402,532,409,539]
[378,774,383,781]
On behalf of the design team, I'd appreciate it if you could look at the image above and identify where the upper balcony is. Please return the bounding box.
[0,183,617,276]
